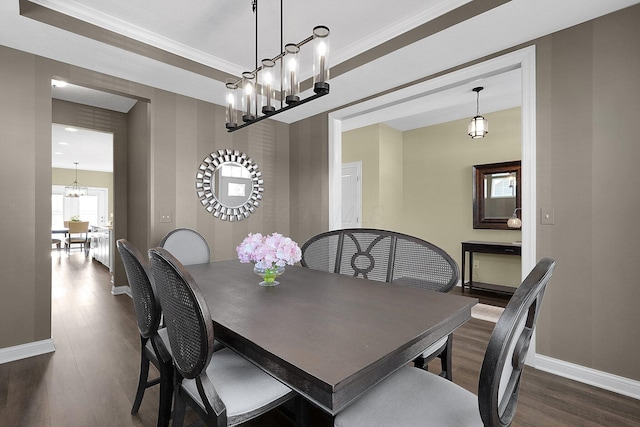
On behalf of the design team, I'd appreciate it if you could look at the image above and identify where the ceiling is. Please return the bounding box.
[51,123,113,173]
[3,0,639,141]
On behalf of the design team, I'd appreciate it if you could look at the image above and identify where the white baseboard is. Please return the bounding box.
[534,354,640,400]
[0,339,55,364]
[111,285,131,296]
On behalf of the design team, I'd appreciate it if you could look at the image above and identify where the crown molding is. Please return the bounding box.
[28,0,244,76]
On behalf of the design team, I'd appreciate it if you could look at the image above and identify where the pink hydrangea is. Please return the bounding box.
[236,232,302,269]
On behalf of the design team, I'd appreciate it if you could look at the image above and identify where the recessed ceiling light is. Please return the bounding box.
[64,127,78,132]
[59,142,69,145]
[51,79,68,88]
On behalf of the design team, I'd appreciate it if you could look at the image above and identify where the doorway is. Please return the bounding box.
[327,46,538,362]
[341,161,362,228]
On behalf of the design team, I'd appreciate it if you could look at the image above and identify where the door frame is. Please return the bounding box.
[327,45,537,363]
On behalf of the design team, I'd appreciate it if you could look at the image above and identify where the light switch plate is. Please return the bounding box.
[159,212,172,223]
[541,208,554,225]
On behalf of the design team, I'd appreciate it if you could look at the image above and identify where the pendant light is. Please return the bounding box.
[65,162,88,197]
[225,0,330,132]
[468,86,488,139]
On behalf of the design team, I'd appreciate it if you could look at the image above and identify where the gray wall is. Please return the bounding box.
[289,5,640,381]
[0,44,289,350]
[534,7,640,379]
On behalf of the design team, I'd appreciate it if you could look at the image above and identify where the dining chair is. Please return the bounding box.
[301,228,459,380]
[334,257,556,427]
[160,228,210,265]
[117,239,173,427]
[148,247,296,427]
[65,221,90,256]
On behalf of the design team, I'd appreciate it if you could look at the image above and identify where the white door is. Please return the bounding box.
[342,162,362,228]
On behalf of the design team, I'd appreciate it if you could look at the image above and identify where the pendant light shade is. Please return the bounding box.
[468,87,488,139]
[65,162,88,197]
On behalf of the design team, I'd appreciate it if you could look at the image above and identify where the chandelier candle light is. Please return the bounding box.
[236,233,302,286]
[225,0,330,132]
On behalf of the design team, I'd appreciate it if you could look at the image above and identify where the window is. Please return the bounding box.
[52,185,108,228]
[488,173,516,198]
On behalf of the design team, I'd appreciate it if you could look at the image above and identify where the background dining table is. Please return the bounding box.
[186,259,477,417]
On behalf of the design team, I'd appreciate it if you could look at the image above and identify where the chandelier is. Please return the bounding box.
[225,0,330,132]
[65,162,88,197]
[468,86,488,139]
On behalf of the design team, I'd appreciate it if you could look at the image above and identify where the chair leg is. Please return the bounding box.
[295,395,310,427]
[157,360,174,427]
[413,355,425,369]
[132,337,151,415]
[438,334,453,381]
[172,382,187,427]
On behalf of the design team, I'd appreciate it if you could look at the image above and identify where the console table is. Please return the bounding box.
[461,240,521,295]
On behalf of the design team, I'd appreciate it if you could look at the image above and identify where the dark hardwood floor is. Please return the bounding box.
[0,252,638,426]
[450,284,512,308]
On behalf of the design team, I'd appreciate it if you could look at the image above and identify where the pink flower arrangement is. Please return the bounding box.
[236,232,302,270]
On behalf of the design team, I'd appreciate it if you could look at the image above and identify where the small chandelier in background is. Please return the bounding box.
[468,86,488,139]
[225,0,330,132]
[65,162,88,197]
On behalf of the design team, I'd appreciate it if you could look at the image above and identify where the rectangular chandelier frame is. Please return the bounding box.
[226,25,330,133]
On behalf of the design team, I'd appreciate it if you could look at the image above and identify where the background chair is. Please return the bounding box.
[334,258,556,427]
[148,247,296,427]
[65,221,90,256]
[159,228,210,265]
[117,239,173,427]
[301,228,459,379]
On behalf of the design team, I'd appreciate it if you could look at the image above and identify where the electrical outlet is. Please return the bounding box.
[541,208,555,225]
[473,260,480,269]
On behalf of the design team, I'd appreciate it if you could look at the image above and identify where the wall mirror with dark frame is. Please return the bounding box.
[473,160,521,230]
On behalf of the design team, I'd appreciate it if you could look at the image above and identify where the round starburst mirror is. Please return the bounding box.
[196,149,263,221]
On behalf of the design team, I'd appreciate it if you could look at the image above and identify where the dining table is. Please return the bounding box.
[186,259,477,418]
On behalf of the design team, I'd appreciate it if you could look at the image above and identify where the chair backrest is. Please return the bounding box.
[301,228,459,292]
[117,239,162,339]
[159,228,210,265]
[148,247,214,380]
[67,221,89,234]
[478,257,556,427]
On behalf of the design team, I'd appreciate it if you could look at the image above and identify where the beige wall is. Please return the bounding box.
[343,109,522,287]
[343,124,405,231]
[52,168,114,219]
[290,6,640,381]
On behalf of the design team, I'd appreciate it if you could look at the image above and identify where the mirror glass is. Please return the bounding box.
[473,161,521,230]
[196,149,264,222]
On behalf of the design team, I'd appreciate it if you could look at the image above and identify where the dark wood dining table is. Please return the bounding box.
[186,259,477,417]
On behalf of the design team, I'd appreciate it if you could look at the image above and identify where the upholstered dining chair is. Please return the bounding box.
[333,257,556,427]
[301,228,459,380]
[160,228,210,265]
[65,221,90,256]
[117,239,173,427]
[148,247,296,427]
